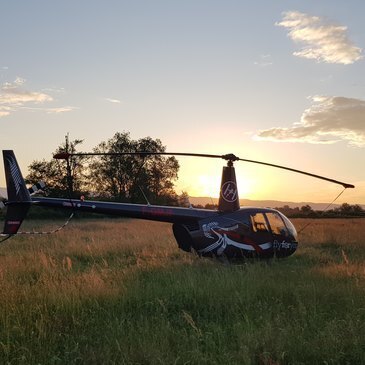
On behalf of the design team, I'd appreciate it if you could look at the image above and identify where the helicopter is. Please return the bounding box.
[1,150,355,260]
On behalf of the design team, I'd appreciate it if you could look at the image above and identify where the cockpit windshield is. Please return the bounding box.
[248,211,297,240]
[278,212,298,239]
[265,212,288,237]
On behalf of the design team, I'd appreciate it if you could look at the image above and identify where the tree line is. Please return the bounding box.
[0,131,364,218]
[274,203,365,218]
[25,132,187,206]
[190,203,365,218]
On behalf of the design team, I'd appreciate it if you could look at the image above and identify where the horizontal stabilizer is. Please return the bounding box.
[28,181,46,195]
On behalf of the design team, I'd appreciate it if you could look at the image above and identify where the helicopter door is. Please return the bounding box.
[250,212,272,244]
[264,212,289,240]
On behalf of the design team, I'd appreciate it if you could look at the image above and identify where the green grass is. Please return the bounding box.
[0,218,365,364]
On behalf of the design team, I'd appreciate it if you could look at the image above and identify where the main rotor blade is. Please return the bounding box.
[53,151,229,160]
[236,157,354,189]
[53,151,354,189]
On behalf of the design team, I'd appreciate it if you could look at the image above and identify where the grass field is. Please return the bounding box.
[0,217,365,364]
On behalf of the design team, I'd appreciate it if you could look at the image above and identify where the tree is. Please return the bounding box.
[337,203,364,216]
[26,137,86,198]
[88,132,180,204]
[275,205,300,217]
[178,191,191,208]
[300,204,314,216]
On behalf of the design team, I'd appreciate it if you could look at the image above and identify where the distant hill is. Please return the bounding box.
[0,187,361,210]
[188,196,345,211]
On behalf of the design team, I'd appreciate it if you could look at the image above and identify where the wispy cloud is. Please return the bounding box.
[254,54,273,67]
[255,96,365,147]
[277,11,362,64]
[105,98,121,104]
[46,106,76,113]
[21,106,77,114]
[42,87,66,94]
[0,78,52,117]
[0,78,74,118]
[0,77,52,104]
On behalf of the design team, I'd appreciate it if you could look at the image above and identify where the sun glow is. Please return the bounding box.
[196,175,221,198]
[236,174,254,199]
[178,172,255,200]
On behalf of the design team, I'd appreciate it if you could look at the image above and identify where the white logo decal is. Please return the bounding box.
[200,222,271,255]
[221,181,238,202]
[273,240,297,250]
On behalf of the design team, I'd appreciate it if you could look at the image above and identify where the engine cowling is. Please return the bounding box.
[172,223,195,252]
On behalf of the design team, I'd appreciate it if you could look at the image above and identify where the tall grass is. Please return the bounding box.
[0,218,365,364]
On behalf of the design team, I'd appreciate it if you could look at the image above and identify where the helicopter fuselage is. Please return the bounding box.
[173,207,298,259]
[2,149,353,262]
[27,197,297,260]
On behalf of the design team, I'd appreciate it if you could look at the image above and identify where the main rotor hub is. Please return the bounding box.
[222,153,239,162]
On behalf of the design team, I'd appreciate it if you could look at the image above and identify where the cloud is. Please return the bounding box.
[105,98,121,104]
[0,77,52,105]
[277,11,362,64]
[256,96,365,147]
[254,54,273,67]
[0,78,53,117]
[21,106,77,114]
[0,108,11,117]
[42,87,66,94]
[45,106,76,113]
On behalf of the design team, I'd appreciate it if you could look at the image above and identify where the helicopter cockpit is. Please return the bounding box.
[249,210,297,241]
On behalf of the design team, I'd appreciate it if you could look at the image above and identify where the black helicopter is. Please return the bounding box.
[1,150,354,260]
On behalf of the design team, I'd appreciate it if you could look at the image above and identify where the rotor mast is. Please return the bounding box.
[218,157,240,213]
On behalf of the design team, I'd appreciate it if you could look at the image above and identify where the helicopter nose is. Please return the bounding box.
[273,240,298,257]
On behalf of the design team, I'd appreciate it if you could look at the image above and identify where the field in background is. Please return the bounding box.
[0,218,365,364]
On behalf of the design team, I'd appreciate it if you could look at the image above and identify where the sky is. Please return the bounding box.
[1,1,364,204]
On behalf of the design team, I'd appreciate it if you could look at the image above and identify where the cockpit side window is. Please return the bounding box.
[265,212,288,236]
[250,213,270,233]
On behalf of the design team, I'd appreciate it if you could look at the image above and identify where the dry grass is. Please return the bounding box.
[294,218,365,246]
[293,218,365,280]
[0,219,198,309]
[0,217,365,364]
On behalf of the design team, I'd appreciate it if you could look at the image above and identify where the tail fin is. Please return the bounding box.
[2,150,31,234]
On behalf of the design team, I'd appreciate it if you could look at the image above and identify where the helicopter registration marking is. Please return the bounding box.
[142,207,174,217]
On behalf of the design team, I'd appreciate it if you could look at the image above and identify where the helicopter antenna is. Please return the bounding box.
[297,187,347,234]
[186,193,193,209]
[138,186,151,205]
